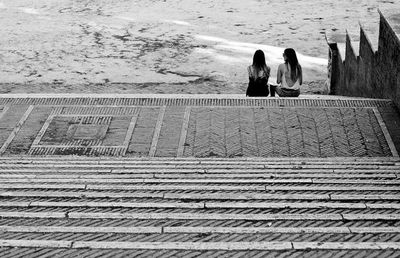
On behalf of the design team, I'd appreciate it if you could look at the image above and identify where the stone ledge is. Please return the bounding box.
[0,93,389,99]
[0,94,393,107]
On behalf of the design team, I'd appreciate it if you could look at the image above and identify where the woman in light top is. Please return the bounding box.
[272,48,302,97]
[246,49,270,97]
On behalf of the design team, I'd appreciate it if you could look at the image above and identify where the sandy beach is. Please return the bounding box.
[0,0,399,94]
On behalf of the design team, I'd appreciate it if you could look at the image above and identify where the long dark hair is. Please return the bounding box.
[284,48,301,82]
[252,50,269,78]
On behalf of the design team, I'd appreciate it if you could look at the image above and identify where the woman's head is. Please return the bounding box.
[283,48,298,65]
[252,49,266,68]
[283,48,301,81]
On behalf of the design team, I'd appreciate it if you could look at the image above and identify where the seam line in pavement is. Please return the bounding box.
[122,112,139,155]
[149,106,166,157]
[0,105,10,121]
[177,106,191,157]
[373,108,399,158]
[0,105,34,155]
[30,114,55,147]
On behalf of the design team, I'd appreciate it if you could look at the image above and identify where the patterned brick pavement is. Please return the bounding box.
[0,95,398,158]
[0,95,400,257]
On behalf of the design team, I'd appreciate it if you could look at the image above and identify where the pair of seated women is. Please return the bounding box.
[246,48,302,97]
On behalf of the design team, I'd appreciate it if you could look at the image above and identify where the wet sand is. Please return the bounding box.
[0,0,399,94]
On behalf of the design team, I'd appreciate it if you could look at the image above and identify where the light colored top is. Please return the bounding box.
[281,72,300,90]
[277,63,302,90]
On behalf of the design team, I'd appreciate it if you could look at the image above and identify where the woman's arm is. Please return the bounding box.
[276,64,283,84]
[298,65,303,85]
[247,66,253,79]
[266,66,271,79]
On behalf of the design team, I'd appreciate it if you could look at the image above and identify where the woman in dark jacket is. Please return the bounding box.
[246,50,270,97]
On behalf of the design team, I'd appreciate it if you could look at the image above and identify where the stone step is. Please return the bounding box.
[0,94,399,255]
[2,169,399,175]
[0,176,399,185]
[0,207,398,218]
[1,178,399,185]
[1,163,399,169]
[0,157,398,255]
[1,161,398,168]
[1,182,399,192]
[1,217,397,230]
[1,231,400,243]
[1,211,400,221]
[2,190,399,201]
[2,225,400,234]
[0,172,397,179]
[1,201,400,210]
[0,190,397,198]
[0,247,397,258]
[2,168,399,175]
[1,160,398,166]
[0,234,400,248]
[0,157,398,164]
[0,156,397,160]
[2,194,399,203]
[1,239,400,251]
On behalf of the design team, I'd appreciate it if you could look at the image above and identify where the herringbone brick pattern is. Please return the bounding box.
[270,108,290,157]
[225,108,242,157]
[184,107,394,158]
[0,97,398,158]
[240,108,259,157]
[254,108,273,157]
[0,96,399,256]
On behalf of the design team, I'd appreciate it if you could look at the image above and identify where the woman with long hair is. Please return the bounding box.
[271,48,302,97]
[246,49,270,97]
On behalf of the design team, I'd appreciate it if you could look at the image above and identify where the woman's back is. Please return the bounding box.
[247,65,270,97]
[279,63,300,89]
[248,65,270,80]
[273,48,302,97]
[246,49,270,97]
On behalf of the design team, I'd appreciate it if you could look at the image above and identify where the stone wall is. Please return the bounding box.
[327,11,400,108]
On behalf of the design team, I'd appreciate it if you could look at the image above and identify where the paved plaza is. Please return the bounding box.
[0,95,400,257]
[0,95,399,158]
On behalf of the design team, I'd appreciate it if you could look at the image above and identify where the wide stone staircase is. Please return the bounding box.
[0,95,400,257]
[0,157,400,257]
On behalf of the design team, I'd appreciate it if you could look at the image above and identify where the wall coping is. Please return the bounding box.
[0,93,391,100]
[378,9,400,44]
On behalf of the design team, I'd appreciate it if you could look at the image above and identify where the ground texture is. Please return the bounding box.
[0,95,399,158]
[0,95,400,256]
[0,1,399,94]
